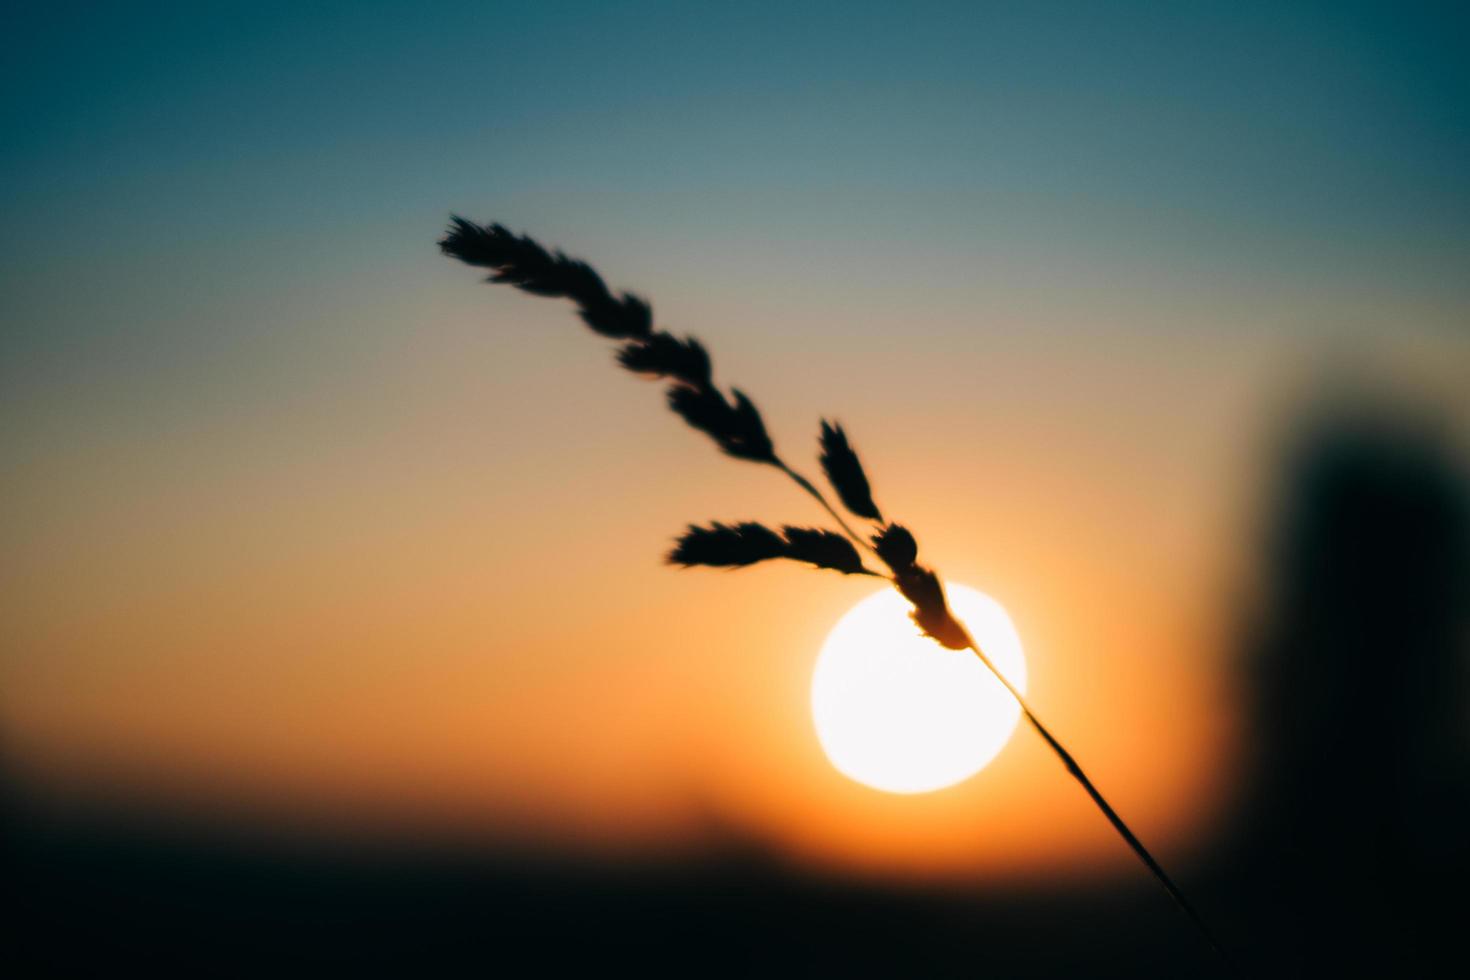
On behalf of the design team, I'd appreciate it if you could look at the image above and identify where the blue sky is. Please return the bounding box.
[6,2,1467,309]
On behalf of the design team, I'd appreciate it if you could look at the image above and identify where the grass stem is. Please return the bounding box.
[776,459,878,556]
[965,637,1238,974]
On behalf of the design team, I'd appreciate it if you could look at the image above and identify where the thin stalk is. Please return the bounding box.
[965,636,1238,974]
[775,459,877,557]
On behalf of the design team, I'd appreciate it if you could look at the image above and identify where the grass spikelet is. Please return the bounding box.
[669,523,877,576]
[873,523,918,573]
[666,385,777,463]
[438,217,651,339]
[616,332,712,388]
[667,522,787,568]
[819,420,882,522]
[778,526,870,575]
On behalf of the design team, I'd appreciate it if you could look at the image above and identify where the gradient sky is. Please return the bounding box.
[3,1,1468,880]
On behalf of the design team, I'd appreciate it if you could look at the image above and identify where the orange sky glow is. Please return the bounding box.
[8,262,1464,883]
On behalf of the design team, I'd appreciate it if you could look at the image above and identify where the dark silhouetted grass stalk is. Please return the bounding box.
[440,218,1235,969]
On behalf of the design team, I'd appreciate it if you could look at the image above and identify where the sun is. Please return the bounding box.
[811,584,1027,794]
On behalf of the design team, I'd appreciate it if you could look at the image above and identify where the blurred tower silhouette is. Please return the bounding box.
[1231,403,1470,976]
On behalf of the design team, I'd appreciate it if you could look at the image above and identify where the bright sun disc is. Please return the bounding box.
[811,584,1027,794]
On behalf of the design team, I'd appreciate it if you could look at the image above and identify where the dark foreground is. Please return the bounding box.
[7,794,1235,979]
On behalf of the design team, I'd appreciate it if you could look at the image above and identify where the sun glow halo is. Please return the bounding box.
[811,585,1027,794]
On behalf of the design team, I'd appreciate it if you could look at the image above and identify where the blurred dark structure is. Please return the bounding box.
[1221,404,1470,977]
[6,402,1468,977]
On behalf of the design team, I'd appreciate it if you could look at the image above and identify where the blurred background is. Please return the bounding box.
[3,1,1467,975]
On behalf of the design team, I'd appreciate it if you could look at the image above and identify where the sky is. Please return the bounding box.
[3,1,1468,881]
